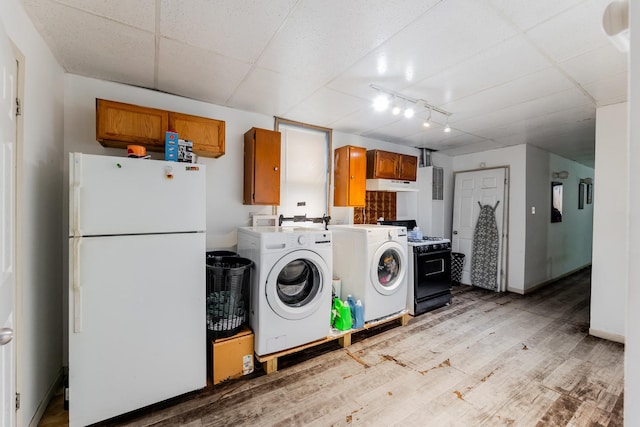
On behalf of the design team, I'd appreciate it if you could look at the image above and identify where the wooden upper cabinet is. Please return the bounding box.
[168,112,225,158]
[366,150,398,179]
[334,145,366,207]
[398,154,418,181]
[366,149,418,182]
[96,99,226,158]
[96,99,168,150]
[243,128,281,205]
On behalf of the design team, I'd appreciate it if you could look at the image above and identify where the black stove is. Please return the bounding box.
[379,219,452,316]
[407,237,451,253]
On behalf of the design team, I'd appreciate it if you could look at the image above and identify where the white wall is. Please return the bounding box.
[453,145,527,291]
[452,144,593,293]
[544,152,594,280]
[590,103,628,342]
[1,1,65,425]
[627,3,640,423]
[524,145,596,287]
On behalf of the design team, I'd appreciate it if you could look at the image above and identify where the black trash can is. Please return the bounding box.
[206,250,238,262]
[451,252,465,285]
[206,256,252,339]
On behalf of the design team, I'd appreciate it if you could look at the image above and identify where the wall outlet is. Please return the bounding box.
[531,206,536,215]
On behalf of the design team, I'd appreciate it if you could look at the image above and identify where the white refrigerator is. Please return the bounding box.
[68,153,207,427]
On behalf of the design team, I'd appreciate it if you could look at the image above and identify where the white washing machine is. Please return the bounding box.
[237,226,332,356]
[330,224,409,322]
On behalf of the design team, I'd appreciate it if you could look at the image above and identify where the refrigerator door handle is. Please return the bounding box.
[71,152,82,237]
[72,237,83,332]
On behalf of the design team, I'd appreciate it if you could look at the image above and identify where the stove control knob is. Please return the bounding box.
[297,235,306,245]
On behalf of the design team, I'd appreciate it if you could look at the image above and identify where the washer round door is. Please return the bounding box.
[370,241,407,296]
[265,249,329,320]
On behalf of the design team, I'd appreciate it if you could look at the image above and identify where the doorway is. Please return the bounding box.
[451,167,509,291]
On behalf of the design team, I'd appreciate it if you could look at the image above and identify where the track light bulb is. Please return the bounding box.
[372,94,390,112]
[423,108,432,128]
[404,107,414,119]
[444,117,451,133]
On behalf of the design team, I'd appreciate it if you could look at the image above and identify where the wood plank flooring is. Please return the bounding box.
[40,267,624,426]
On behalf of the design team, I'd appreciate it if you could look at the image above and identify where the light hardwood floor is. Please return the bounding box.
[40,267,623,426]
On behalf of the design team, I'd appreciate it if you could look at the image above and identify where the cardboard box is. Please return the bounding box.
[178,139,193,163]
[211,327,254,385]
[165,131,178,162]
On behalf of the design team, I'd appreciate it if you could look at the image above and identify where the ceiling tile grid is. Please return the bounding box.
[18,0,629,167]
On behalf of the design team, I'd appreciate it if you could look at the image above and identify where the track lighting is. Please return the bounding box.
[391,96,401,115]
[373,93,390,112]
[370,84,452,133]
[444,117,451,133]
[423,108,432,128]
[404,107,414,119]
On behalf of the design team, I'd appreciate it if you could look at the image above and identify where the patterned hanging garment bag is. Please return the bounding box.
[471,201,500,291]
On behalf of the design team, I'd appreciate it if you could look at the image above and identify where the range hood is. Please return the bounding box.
[366,179,418,192]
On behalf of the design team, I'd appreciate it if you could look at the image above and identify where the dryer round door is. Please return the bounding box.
[370,241,407,296]
[265,249,329,320]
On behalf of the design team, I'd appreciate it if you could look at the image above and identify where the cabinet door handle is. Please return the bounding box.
[274,167,279,171]
[351,176,354,179]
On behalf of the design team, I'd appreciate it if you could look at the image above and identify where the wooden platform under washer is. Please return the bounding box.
[255,310,409,374]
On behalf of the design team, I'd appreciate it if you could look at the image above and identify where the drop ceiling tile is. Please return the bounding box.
[159,0,297,63]
[452,87,592,134]
[560,44,627,86]
[283,88,368,129]
[487,0,583,32]
[226,67,321,117]
[158,38,252,105]
[327,0,517,98]
[525,0,612,62]
[582,71,628,106]
[24,0,155,87]
[404,131,488,150]
[410,35,550,106]
[442,67,574,122]
[331,108,407,136]
[255,0,443,85]
[51,0,156,31]
[440,140,506,156]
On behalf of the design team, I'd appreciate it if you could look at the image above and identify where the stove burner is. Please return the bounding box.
[408,236,446,243]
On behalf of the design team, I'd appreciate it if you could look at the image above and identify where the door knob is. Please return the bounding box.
[453,230,458,235]
[0,328,14,346]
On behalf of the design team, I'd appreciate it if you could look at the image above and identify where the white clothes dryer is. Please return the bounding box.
[237,226,332,356]
[330,224,408,322]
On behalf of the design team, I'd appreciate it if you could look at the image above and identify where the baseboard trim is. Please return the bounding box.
[28,368,63,427]
[589,328,625,344]
[515,264,592,295]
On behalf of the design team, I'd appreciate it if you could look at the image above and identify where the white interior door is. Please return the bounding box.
[0,21,17,427]
[452,168,508,290]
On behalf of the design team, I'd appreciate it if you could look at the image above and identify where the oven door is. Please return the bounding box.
[414,249,452,300]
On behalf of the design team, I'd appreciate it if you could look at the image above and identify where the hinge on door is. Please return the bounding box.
[15,97,21,116]
[15,392,20,410]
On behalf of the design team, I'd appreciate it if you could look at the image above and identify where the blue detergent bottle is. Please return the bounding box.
[353,300,365,329]
[347,294,356,321]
